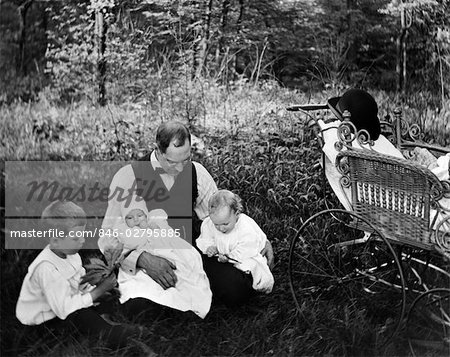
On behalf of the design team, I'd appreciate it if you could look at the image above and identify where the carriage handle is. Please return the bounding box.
[286,104,328,112]
[288,104,450,154]
[286,103,337,150]
[286,102,450,215]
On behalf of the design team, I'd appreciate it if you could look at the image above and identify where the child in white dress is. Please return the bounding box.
[196,190,274,294]
[99,196,212,318]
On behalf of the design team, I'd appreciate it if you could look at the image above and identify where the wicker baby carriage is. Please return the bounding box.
[286,101,450,354]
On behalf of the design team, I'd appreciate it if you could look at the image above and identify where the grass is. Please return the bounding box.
[1,80,450,356]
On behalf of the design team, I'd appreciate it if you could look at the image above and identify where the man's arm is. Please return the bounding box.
[246,216,275,269]
[120,250,142,275]
[193,162,218,220]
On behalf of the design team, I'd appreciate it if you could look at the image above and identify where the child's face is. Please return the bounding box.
[210,206,238,234]
[125,209,147,228]
[51,225,86,257]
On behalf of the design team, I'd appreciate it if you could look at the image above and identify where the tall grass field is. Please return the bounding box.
[1,80,450,356]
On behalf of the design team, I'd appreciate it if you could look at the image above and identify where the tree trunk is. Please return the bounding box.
[237,0,245,28]
[17,0,33,76]
[396,33,402,92]
[216,0,230,70]
[234,0,245,76]
[345,0,356,65]
[95,7,108,106]
[396,5,411,94]
[402,27,408,96]
[194,0,214,79]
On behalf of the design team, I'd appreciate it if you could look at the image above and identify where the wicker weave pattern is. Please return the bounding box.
[336,149,445,250]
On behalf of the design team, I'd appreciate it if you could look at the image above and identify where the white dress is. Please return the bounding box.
[196,214,274,293]
[100,198,212,319]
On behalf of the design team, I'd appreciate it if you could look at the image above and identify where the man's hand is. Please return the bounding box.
[137,251,177,289]
[206,246,218,257]
[260,240,275,270]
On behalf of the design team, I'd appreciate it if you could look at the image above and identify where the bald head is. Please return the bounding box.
[156,121,191,153]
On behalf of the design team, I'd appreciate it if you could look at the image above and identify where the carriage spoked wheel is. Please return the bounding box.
[288,209,406,350]
[400,247,450,295]
[406,288,450,356]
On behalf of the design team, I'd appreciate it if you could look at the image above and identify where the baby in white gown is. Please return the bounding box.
[101,196,212,318]
[196,190,274,294]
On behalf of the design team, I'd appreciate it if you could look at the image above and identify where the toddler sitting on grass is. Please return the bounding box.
[15,200,150,353]
[196,190,274,294]
[99,195,212,318]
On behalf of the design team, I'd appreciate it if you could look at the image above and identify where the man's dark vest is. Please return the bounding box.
[131,153,201,243]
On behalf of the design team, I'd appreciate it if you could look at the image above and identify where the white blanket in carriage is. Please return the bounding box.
[318,120,449,232]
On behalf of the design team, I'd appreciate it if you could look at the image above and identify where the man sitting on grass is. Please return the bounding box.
[15,200,153,353]
[101,121,275,308]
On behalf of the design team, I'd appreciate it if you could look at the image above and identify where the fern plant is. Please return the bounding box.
[81,243,125,299]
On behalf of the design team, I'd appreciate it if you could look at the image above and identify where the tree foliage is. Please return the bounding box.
[1,0,449,104]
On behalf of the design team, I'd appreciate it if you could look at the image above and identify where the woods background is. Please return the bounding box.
[1,1,450,356]
[2,0,450,161]
[1,0,450,105]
